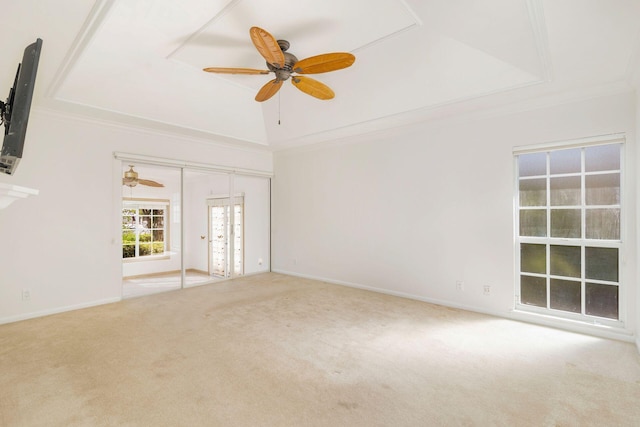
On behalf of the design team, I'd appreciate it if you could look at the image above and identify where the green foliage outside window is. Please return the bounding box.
[122,204,166,259]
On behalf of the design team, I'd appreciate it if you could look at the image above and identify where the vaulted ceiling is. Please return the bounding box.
[2,0,639,150]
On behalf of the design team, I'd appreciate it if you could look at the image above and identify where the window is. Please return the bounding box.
[122,199,169,259]
[515,139,622,325]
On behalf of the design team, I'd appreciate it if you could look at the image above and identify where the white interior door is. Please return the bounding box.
[208,197,243,278]
[209,205,227,277]
[232,203,243,275]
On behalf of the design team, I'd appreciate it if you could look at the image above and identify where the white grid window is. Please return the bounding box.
[122,200,169,259]
[515,140,623,326]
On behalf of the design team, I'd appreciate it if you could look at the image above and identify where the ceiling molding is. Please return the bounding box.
[274,80,634,155]
[46,0,116,99]
[35,101,272,154]
[526,0,553,83]
[114,151,273,177]
[349,0,421,54]
[270,77,547,150]
[167,0,242,60]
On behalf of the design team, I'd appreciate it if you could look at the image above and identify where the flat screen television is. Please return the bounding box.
[0,38,43,175]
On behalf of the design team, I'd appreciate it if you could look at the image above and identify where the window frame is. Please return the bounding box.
[513,134,626,329]
[122,198,170,262]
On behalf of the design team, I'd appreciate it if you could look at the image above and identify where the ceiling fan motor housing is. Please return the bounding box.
[267,41,298,81]
[124,166,138,180]
[123,165,139,187]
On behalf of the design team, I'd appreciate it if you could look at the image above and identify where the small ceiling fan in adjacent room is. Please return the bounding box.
[203,26,355,101]
[122,165,164,188]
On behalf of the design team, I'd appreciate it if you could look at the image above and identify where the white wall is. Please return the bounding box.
[272,91,637,339]
[0,110,272,323]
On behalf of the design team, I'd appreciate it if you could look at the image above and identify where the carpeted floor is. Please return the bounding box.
[1,273,640,426]
[122,269,216,298]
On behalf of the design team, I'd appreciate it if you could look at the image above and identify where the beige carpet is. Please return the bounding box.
[1,273,639,426]
[122,270,215,298]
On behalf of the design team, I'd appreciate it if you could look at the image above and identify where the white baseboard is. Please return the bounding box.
[272,268,504,316]
[272,269,637,344]
[0,297,121,325]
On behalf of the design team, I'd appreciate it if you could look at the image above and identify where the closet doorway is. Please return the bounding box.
[117,155,271,298]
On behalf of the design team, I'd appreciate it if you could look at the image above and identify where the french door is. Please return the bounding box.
[209,196,244,278]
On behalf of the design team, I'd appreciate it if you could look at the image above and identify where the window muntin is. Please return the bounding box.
[515,142,622,324]
[122,200,169,259]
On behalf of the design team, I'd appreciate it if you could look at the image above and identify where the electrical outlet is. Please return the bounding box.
[258,258,263,265]
[22,289,31,301]
[483,285,491,296]
[456,281,464,291]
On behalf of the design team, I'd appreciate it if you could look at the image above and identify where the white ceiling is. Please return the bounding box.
[2,0,640,151]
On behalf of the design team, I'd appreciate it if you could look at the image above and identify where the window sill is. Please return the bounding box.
[122,254,171,263]
[510,308,634,342]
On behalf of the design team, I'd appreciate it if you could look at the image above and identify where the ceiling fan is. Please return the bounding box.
[203,26,355,102]
[122,165,164,188]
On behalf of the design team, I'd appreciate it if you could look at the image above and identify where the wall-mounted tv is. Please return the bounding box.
[0,38,43,175]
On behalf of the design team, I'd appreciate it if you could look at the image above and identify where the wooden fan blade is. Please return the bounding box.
[255,79,283,102]
[293,52,355,74]
[203,67,270,75]
[138,179,164,188]
[291,76,334,100]
[249,27,285,68]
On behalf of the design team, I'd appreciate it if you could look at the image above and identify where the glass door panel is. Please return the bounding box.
[234,175,270,276]
[121,164,270,296]
[231,202,243,276]
[121,163,182,298]
[183,170,229,286]
[210,205,226,277]
[208,199,243,278]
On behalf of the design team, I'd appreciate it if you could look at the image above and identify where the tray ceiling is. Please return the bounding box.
[2,0,639,150]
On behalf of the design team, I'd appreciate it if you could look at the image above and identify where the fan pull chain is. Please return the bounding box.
[278,91,281,125]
